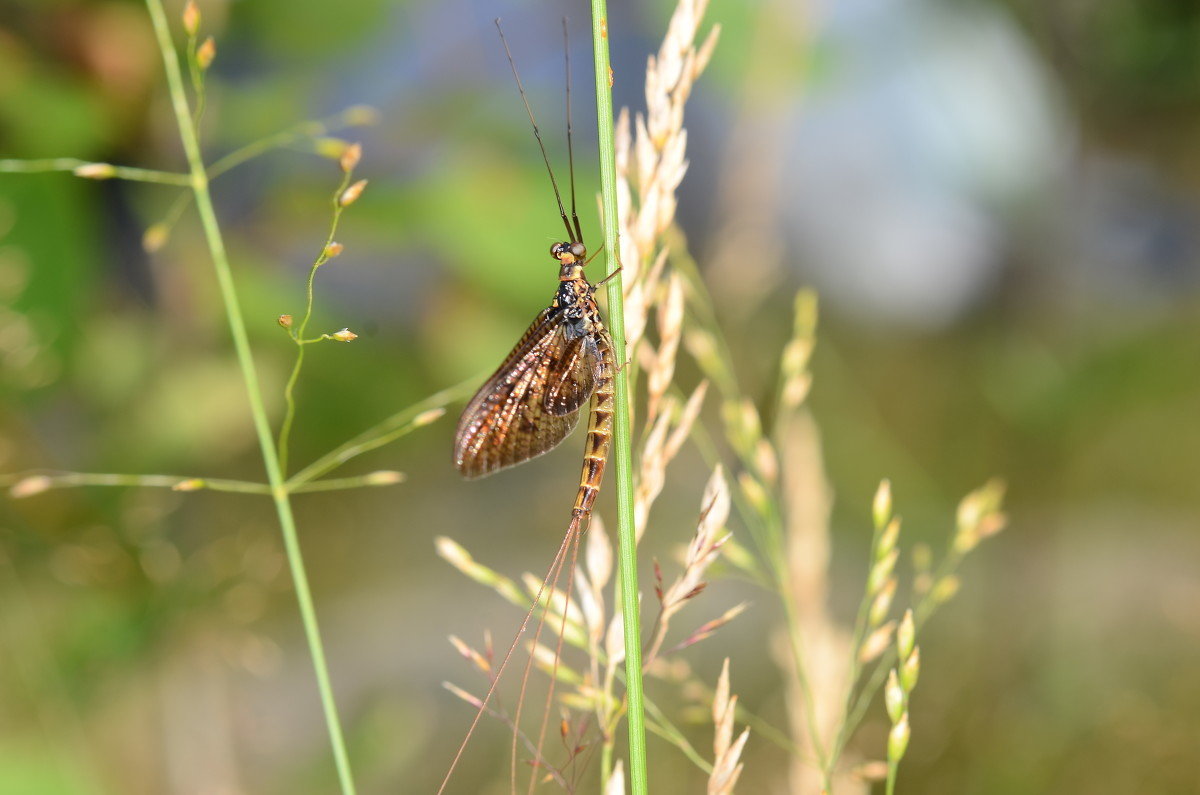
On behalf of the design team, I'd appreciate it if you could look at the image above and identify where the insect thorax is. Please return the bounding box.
[552,276,594,339]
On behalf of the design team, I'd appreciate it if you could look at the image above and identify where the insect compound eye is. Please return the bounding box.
[550,242,566,259]
[570,242,586,259]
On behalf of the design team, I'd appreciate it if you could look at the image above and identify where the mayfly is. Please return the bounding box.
[440,18,616,794]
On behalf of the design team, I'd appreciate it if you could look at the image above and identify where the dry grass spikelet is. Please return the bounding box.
[645,466,733,666]
[662,465,731,613]
[709,658,750,794]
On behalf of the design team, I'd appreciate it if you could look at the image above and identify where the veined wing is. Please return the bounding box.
[467,306,556,382]
[543,330,600,415]
[454,309,599,478]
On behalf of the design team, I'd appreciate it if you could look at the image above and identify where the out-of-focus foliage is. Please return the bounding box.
[1,0,1198,793]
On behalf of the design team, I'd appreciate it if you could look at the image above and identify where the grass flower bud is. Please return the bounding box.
[873,479,892,531]
[339,179,367,206]
[182,1,200,35]
[73,163,116,179]
[196,36,216,70]
[888,713,910,762]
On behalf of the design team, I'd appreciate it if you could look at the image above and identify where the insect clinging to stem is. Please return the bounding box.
[441,17,616,794]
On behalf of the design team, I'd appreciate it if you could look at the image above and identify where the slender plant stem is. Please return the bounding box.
[291,474,404,493]
[152,188,195,240]
[287,377,474,489]
[639,690,711,774]
[208,109,374,179]
[3,471,270,494]
[142,2,356,792]
[0,158,191,185]
[185,30,207,130]
[778,578,831,769]
[589,3,648,793]
[3,470,403,498]
[643,720,711,775]
[277,167,354,474]
[599,725,614,790]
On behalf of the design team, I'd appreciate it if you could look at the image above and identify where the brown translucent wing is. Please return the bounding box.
[469,306,558,390]
[543,331,600,415]
[454,309,594,478]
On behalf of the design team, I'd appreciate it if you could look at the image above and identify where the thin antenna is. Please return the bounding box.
[495,18,574,243]
[563,17,583,245]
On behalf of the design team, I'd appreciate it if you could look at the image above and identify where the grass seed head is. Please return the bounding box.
[413,407,446,427]
[339,179,368,207]
[878,517,901,558]
[182,0,200,36]
[873,479,892,531]
[10,475,52,498]
[859,620,896,664]
[340,142,362,173]
[888,713,911,762]
[867,548,899,595]
[868,578,897,627]
[442,681,483,709]
[73,163,116,179]
[196,36,216,70]
[364,470,404,485]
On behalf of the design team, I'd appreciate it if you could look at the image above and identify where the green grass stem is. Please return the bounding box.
[588,3,648,793]
[142,1,356,791]
[3,469,404,499]
[0,158,190,185]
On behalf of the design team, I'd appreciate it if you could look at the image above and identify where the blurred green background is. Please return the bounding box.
[2,0,1199,792]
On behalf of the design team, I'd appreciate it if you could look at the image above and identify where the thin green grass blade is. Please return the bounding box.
[589,3,649,793]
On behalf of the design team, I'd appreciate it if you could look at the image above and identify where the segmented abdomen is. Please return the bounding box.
[572,329,614,521]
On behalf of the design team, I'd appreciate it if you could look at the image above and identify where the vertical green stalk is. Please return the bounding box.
[589,4,648,794]
[142,2,356,792]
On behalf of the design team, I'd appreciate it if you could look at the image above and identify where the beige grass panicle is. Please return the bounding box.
[614,0,719,352]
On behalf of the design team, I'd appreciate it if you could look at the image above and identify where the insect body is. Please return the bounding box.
[453,240,613,526]
[440,20,614,794]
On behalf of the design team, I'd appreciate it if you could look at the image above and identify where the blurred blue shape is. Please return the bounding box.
[779,0,1072,327]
